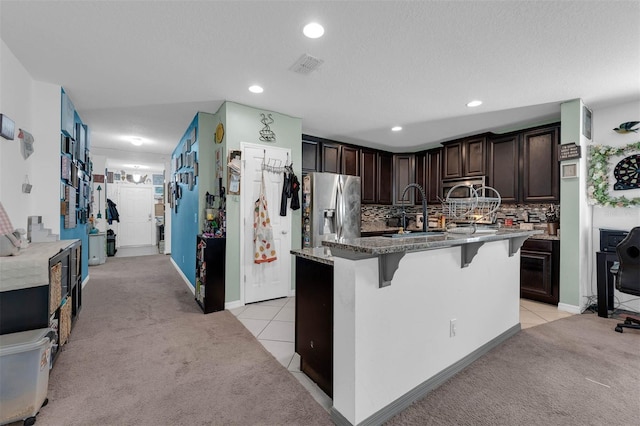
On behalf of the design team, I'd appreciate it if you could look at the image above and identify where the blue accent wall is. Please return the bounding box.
[59,89,89,282]
[170,115,200,286]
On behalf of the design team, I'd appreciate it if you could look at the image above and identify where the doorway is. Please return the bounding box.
[117,185,155,247]
[241,143,292,304]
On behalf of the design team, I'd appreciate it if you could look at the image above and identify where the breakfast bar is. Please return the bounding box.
[320,229,540,426]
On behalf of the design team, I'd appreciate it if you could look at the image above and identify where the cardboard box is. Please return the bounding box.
[154,204,164,217]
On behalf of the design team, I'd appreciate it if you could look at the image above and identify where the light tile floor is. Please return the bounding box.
[231,297,574,413]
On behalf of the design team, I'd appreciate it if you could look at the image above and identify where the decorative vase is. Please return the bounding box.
[547,222,559,236]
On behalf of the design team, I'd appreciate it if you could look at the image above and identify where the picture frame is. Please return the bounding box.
[561,161,579,179]
[582,106,592,140]
[0,113,15,140]
[588,142,640,207]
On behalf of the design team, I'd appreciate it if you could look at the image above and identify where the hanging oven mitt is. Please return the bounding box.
[254,171,277,263]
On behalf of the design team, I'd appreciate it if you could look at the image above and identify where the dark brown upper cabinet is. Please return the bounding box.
[361,149,393,205]
[322,142,341,174]
[426,148,442,204]
[377,152,393,205]
[487,124,560,204]
[442,136,486,179]
[303,135,359,176]
[302,139,321,173]
[415,149,443,206]
[360,149,378,204]
[393,154,416,205]
[341,145,360,176]
[488,134,519,203]
[521,126,559,203]
[442,143,463,179]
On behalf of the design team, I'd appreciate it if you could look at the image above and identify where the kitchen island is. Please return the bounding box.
[320,228,540,426]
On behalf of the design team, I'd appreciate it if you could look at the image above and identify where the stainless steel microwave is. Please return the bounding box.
[442,177,486,200]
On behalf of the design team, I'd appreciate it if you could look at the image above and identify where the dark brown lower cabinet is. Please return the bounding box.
[295,256,333,397]
[520,239,559,305]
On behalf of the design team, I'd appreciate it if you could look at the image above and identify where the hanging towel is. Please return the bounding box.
[254,172,277,264]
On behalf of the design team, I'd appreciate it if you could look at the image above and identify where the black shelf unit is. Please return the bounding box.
[195,236,225,313]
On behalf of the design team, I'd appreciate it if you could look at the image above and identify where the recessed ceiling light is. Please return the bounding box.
[249,85,264,93]
[466,100,483,107]
[391,126,403,132]
[303,22,324,39]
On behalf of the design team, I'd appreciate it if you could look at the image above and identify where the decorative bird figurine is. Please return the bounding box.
[613,121,640,133]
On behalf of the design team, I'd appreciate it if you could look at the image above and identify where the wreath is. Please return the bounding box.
[587,141,640,207]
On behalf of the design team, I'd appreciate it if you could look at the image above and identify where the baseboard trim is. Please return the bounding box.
[81,275,89,289]
[225,300,244,310]
[170,257,195,295]
[330,323,521,426]
[558,302,581,314]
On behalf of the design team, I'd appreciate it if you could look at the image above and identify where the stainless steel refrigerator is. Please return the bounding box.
[302,172,361,248]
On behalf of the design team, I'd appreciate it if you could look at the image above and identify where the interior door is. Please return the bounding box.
[118,186,154,247]
[242,143,292,304]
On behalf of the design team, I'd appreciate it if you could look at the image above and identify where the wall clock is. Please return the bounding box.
[215,123,224,144]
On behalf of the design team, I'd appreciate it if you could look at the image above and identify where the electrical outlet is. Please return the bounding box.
[450,319,457,337]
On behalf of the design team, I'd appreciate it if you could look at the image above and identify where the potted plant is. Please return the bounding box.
[545,205,559,236]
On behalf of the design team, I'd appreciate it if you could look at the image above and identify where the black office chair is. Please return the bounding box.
[610,226,640,333]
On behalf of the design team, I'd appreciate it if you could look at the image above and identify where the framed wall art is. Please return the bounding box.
[588,141,640,207]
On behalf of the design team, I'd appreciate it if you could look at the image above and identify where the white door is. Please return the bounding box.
[118,186,154,247]
[242,143,292,304]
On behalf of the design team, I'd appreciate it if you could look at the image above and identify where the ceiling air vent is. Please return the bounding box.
[289,53,324,75]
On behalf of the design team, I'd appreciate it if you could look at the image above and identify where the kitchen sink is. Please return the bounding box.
[382,231,444,238]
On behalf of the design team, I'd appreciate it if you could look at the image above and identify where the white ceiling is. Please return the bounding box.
[2,1,639,172]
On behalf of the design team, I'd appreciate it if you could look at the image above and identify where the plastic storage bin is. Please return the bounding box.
[0,328,53,426]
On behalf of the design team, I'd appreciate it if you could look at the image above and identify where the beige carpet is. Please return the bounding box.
[386,312,640,425]
[26,253,640,426]
[36,254,332,426]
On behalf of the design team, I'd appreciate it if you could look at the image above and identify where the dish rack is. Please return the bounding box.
[442,185,501,234]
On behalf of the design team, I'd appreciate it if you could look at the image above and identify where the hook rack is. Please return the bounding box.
[261,150,292,174]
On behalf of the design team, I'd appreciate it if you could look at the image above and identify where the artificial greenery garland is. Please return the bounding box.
[587,141,640,207]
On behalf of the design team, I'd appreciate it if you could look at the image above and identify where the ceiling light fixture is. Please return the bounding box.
[391,126,403,132]
[466,100,483,107]
[130,137,143,146]
[249,85,264,93]
[303,22,324,39]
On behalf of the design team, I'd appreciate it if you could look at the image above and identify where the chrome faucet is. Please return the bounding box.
[400,183,427,233]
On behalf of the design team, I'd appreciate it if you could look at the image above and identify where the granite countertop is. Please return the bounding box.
[322,228,542,256]
[527,233,560,241]
[290,247,334,265]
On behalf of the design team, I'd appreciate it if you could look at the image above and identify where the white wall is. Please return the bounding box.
[0,39,61,234]
[589,100,640,313]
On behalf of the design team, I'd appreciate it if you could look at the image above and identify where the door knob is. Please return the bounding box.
[281,230,288,235]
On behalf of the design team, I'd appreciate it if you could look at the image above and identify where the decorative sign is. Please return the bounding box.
[93,174,105,183]
[259,113,276,142]
[559,143,582,161]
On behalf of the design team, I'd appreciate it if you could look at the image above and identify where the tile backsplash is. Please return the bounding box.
[361,203,559,230]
